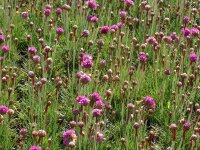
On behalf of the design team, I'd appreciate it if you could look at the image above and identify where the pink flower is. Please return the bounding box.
[96,130,104,142]
[189,52,199,63]
[183,16,189,23]
[33,55,40,62]
[1,45,10,53]
[44,8,51,16]
[181,28,191,37]
[191,28,199,36]
[80,73,91,84]
[92,109,102,117]
[87,0,97,10]
[110,25,118,31]
[124,0,134,6]
[82,53,93,61]
[28,47,37,54]
[0,105,9,115]
[0,34,5,43]
[76,96,90,106]
[100,26,110,34]
[119,11,127,19]
[22,11,29,19]
[29,146,42,150]
[81,59,94,69]
[87,16,99,22]
[143,96,156,109]
[146,36,158,46]
[56,28,64,35]
[56,7,62,15]
[138,52,147,62]
[63,130,77,147]
[95,100,105,109]
[164,68,171,75]
[90,93,102,102]
[183,122,191,131]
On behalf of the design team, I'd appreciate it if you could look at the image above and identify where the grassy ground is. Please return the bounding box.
[0,0,200,150]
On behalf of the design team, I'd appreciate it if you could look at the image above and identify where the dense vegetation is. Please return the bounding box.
[0,0,200,149]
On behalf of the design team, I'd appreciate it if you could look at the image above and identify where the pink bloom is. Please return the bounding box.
[90,93,102,102]
[95,100,105,108]
[0,105,9,115]
[181,28,191,37]
[28,47,37,54]
[56,28,64,35]
[146,36,158,46]
[76,96,90,106]
[29,146,42,150]
[63,130,77,147]
[87,16,99,22]
[80,73,91,84]
[81,59,94,69]
[92,109,102,117]
[119,11,127,19]
[138,52,147,62]
[33,55,40,62]
[183,122,191,131]
[124,0,134,6]
[191,28,199,36]
[183,16,189,23]
[117,22,124,28]
[164,68,171,75]
[110,25,118,31]
[87,0,97,10]
[1,45,10,53]
[56,7,62,15]
[189,52,199,63]
[143,96,156,109]
[22,11,29,19]
[0,34,5,43]
[82,53,93,61]
[81,30,90,37]
[44,8,51,16]
[96,130,104,142]
[100,26,110,34]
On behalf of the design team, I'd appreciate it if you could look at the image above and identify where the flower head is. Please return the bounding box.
[33,55,40,62]
[191,28,199,36]
[96,130,104,142]
[95,100,105,109]
[80,73,91,84]
[138,52,147,62]
[181,28,191,37]
[92,109,102,117]
[63,130,77,147]
[1,45,10,53]
[28,47,37,54]
[0,34,5,43]
[90,93,102,102]
[44,8,51,16]
[0,105,9,115]
[87,0,97,10]
[56,28,64,35]
[29,146,42,150]
[143,96,156,109]
[76,96,90,106]
[22,11,29,19]
[81,59,94,69]
[189,52,199,63]
[183,16,189,23]
[56,7,62,15]
[100,26,110,34]
[87,16,99,22]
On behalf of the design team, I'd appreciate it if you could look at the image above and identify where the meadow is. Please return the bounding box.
[0,0,200,149]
